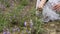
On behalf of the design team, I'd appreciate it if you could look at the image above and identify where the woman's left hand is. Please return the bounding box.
[53,3,60,11]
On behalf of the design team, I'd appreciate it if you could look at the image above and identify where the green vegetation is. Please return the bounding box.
[0,0,43,34]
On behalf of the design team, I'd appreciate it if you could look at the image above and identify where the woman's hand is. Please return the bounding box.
[53,3,60,11]
[37,0,46,11]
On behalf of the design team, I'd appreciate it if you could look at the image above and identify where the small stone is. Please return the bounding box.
[50,24,55,27]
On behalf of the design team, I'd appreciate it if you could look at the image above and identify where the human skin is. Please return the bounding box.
[37,0,46,11]
[38,0,60,11]
[53,3,60,11]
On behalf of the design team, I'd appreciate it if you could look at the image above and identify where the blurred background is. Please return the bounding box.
[1,0,60,34]
[0,0,44,34]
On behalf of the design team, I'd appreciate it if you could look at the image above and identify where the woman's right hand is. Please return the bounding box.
[53,3,60,11]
